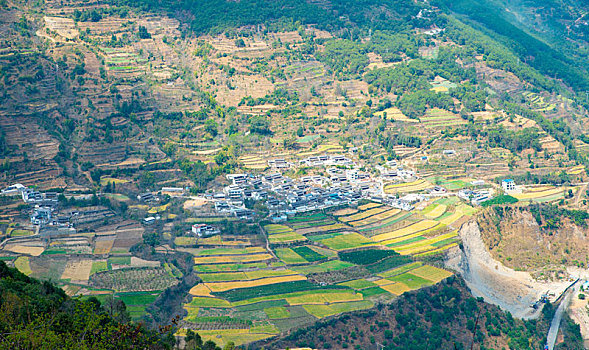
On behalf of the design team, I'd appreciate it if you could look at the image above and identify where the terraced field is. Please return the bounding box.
[511,186,570,203]
[384,179,431,194]
[238,155,268,170]
[420,108,466,129]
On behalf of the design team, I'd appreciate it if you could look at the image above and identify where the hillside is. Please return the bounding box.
[0,260,175,349]
[261,276,584,350]
[1,0,589,348]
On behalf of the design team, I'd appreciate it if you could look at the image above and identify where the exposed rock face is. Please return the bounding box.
[446,220,570,319]
[479,208,589,279]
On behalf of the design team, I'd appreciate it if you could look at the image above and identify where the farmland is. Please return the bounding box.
[177,208,456,346]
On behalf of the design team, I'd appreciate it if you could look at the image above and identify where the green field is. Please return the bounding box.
[302,300,374,318]
[274,248,308,264]
[264,306,291,319]
[291,260,355,274]
[292,246,326,262]
[318,232,374,250]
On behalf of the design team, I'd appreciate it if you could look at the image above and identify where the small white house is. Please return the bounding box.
[192,224,220,237]
[502,179,516,192]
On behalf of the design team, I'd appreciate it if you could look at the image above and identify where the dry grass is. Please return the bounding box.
[5,245,45,256]
[61,259,93,282]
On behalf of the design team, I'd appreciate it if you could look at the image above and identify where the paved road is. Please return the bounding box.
[547,282,578,350]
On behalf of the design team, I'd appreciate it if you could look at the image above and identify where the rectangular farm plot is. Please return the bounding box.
[193,262,268,273]
[275,248,308,264]
[318,232,375,250]
[358,202,382,211]
[291,260,355,274]
[302,300,374,319]
[268,231,307,244]
[379,282,412,296]
[372,220,439,242]
[339,207,390,223]
[347,209,401,227]
[264,224,292,234]
[338,279,378,290]
[420,108,466,129]
[422,204,447,219]
[513,187,565,202]
[194,253,273,264]
[291,246,326,262]
[61,259,93,282]
[409,265,453,283]
[186,296,232,308]
[264,306,290,319]
[286,290,364,305]
[387,272,432,289]
[93,237,115,254]
[198,247,266,256]
[392,231,458,255]
[205,274,307,292]
[384,179,431,194]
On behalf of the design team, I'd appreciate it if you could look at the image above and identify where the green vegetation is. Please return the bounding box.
[291,246,326,262]
[215,281,346,303]
[0,261,174,349]
[339,249,400,265]
[481,195,519,207]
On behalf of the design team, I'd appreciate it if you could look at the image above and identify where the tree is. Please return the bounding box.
[249,115,272,135]
[234,38,246,47]
[204,119,219,136]
[138,25,151,39]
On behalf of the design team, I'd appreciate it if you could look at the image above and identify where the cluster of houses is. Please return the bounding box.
[204,160,428,220]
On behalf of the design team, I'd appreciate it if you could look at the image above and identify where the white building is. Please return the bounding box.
[502,179,516,192]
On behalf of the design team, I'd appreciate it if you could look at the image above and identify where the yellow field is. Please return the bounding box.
[414,243,458,257]
[195,329,275,348]
[148,203,171,214]
[393,231,457,255]
[439,211,464,226]
[372,220,439,242]
[264,224,292,234]
[379,282,412,296]
[513,187,563,200]
[193,253,273,264]
[568,165,584,175]
[340,207,389,222]
[94,240,114,254]
[239,155,268,170]
[333,208,358,216]
[188,283,212,296]
[373,107,418,122]
[298,143,344,157]
[5,244,45,256]
[14,256,32,276]
[348,209,400,227]
[423,204,447,219]
[61,259,93,282]
[205,274,307,292]
[199,247,266,255]
[198,235,251,246]
[409,265,453,283]
[99,177,130,186]
[384,179,431,194]
[358,202,382,211]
